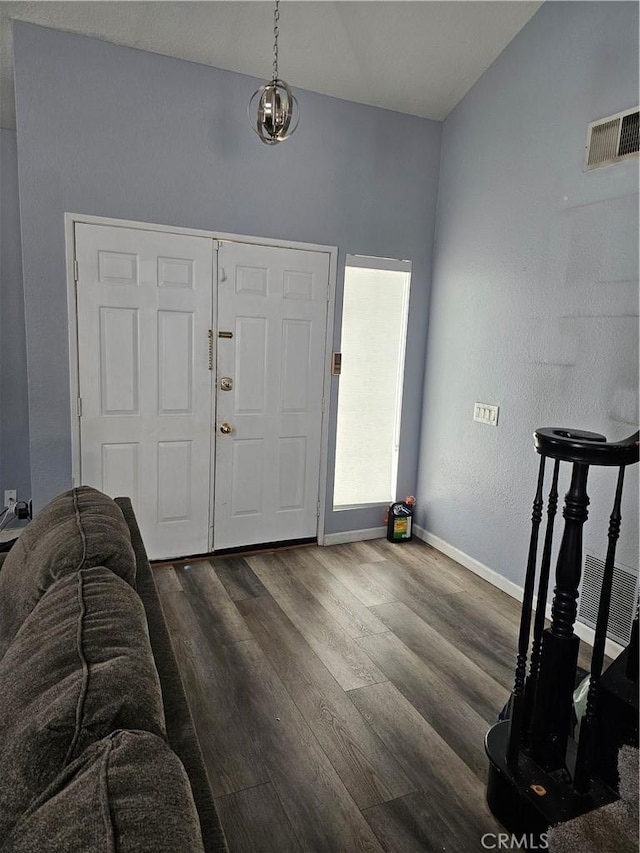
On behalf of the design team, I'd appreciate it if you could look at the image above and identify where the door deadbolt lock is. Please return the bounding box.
[219,422,233,435]
[220,377,233,391]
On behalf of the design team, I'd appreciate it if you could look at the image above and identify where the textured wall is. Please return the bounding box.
[0,129,31,506]
[12,22,442,527]
[418,1,639,584]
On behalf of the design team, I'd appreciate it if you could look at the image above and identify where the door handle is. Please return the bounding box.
[219,422,233,435]
[220,377,233,391]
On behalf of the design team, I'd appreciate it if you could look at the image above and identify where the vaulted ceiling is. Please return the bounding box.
[0,1,543,130]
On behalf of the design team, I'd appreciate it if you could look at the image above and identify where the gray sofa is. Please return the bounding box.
[0,486,227,852]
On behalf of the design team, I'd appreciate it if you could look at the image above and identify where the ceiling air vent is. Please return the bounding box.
[584,107,640,170]
[578,552,638,646]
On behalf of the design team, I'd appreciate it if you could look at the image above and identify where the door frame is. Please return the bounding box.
[64,212,338,548]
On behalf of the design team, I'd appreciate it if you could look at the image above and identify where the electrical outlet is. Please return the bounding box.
[4,490,17,508]
[473,403,499,426]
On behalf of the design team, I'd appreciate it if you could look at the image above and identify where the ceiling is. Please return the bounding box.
[0,1,543,130]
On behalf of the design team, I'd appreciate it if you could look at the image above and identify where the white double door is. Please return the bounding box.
[75,223,329,559]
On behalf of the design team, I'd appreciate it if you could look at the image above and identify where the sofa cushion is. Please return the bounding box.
[0,486,136,658]
[0,567,166,842]
[1,730,205,853]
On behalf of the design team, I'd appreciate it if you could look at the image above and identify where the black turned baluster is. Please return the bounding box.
[529,462,590,772]
[523,458,561,739]
[626,608,638,682]
[507,455,546,764]
[573,466,625,792]
[485,430,638,835]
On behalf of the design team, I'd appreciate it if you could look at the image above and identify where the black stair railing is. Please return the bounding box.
[485,427,639,837]
[522,458,560,736]
[507,454,546,765]
[573,465,626,792]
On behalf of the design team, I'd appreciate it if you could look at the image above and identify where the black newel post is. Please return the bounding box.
[529,462,590,771]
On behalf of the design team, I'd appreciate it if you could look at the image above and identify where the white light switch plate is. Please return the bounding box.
[474,403,499,426]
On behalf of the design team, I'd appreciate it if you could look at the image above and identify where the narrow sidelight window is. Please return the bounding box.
[333,255,411,509]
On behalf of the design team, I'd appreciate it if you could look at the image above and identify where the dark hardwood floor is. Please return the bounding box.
[151,538,554,851]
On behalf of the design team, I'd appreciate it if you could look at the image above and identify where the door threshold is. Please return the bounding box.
[213,537,317,558]
[151,537,317,566]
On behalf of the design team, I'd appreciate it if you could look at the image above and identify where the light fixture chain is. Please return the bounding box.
[272,0,280,81]
[249,0,298,144]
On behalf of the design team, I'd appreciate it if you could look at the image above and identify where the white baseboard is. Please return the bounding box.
[322,526,386,546]
[414,527,624,660]
[415,527,524,601]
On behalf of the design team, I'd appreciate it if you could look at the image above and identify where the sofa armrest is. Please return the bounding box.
[114,498,227,853]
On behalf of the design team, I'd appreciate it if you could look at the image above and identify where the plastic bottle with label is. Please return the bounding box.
[386,496,415,542]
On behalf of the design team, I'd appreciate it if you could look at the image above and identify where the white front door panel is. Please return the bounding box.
[75,223,213,560]
[214,242,329,550]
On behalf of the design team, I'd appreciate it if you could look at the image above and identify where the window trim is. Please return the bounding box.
[333,255,412,509]
[345,254,412,273]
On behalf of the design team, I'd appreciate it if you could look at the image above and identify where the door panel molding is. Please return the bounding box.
[214,240,330,551]
[73,222,214,559]
[65,214,337,552]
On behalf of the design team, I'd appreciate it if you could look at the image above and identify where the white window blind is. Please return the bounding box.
[333,256,411,508]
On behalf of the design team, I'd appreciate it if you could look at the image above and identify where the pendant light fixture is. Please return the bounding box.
[248,0,298,145]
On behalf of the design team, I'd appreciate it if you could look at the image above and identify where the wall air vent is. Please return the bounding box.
[578,552,638,646]
[584,107,639,170]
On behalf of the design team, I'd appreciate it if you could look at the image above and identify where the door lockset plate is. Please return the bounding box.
[220,377,233,391]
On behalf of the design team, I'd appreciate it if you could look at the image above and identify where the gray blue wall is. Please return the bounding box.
[12,22,442,528]
[418,1,639,584]
[0,129,31,506]
[10,6,640,577]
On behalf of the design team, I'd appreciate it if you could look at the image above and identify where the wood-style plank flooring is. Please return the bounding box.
[152,538,543,851]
